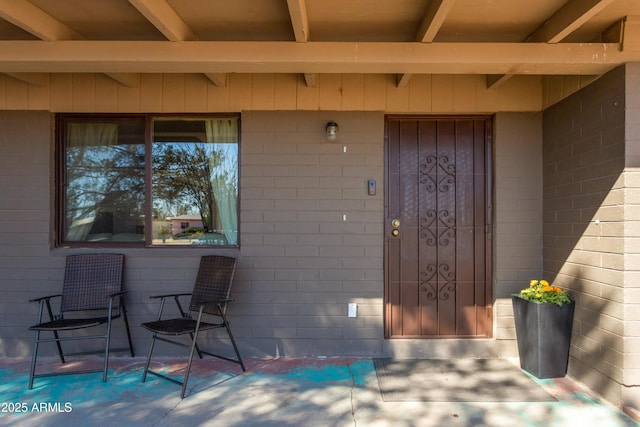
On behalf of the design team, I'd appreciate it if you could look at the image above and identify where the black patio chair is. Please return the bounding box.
[141,255,245,398]
[28,253,134,389]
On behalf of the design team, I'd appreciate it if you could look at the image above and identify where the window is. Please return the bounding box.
[57,114,239,247]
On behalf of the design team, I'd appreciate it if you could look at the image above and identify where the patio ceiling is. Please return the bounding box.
[1,0,640,88]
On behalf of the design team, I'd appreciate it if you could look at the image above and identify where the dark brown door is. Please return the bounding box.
[385,116,492,338]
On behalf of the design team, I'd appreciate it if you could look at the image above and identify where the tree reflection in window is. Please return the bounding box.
[152,118,238,245]
[64,120,145,242]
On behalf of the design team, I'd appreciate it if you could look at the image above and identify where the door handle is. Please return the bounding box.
[392,229,399,237]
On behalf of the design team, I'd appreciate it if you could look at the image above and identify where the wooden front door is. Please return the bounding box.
[385,116,492,338]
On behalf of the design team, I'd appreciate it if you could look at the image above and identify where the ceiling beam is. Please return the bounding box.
[397,73,412,88]
[204,73,227,87]
[287,0,309,42]
[3,72,48,86]
[416,0,456,43]
[0,41,632,76]
[104,73,139,87]
[527,0,616,43]
[303,73,316,87]
[0,0,83,41]
[622,16,640,52]
[127,0,197,42]
[287,0,316,87]
[488,0,615,89]
[398,0,455,87]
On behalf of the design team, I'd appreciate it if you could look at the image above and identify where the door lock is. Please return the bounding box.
[391,219,400,237]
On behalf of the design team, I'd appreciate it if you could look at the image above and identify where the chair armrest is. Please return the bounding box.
[149,292,192,300]
[190,298,233,311]
[109,290,128,298]
[29,294,62,303]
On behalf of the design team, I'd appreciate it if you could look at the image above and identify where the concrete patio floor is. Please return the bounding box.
[0,356,638,427]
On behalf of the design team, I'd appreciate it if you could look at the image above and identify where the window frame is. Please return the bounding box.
[55,113,241,249]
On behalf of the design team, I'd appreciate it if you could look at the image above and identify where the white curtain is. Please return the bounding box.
[205,118,239,245]
[65,122,119,240]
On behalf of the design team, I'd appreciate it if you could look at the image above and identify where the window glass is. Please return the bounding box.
[63,119,145,243]
[152,117,239,246]
[58,115,239,247]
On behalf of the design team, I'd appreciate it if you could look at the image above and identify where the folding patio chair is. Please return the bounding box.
[28,253,134,389]
[141,255,245,398]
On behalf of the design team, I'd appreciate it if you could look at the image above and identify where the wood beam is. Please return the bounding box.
[204,73,228,86]
[0,0,82,41]
[397,73,412,88]
[527,0,616,43]
[3,72,48,86]
[400,1,455,88]
[287,0,309,42]
[622,16,640,52]
[486,74,514,89]
[105,73,139,87]
[303,73,316,87]
[416,0,456,43]
[489,0,615,89]
[0,41,632,76]
[127,0,197,42]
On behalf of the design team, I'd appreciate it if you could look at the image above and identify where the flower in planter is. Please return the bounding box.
[519,280,571,306]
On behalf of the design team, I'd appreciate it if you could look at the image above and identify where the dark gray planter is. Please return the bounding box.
[511,295,575,379]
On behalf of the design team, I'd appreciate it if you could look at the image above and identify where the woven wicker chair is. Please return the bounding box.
[28,253,134,389]
[141,255,245,398]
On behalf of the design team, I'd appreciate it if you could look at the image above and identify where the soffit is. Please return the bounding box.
[0,0,639,88]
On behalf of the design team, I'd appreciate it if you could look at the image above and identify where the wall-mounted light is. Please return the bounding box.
[325,121,339,142]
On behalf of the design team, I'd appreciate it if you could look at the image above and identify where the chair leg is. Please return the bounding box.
[121,298,135,357]
[181,309,205,399]
[142,334,157,383]
[102,317,114,383]
[44,300,65,364]
[28,330,41,390]
[221,313,246,371]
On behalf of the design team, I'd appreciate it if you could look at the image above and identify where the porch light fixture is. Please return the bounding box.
[326,121,339,142]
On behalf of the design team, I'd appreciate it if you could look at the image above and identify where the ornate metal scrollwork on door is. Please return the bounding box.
[420,154,456,193]
[420,263,457,301]
[420,210,456,247]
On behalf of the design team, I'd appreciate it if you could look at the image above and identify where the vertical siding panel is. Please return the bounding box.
[296,75,319,110]
[319,74,342,110]
[274,74,297,110]
[184,74,207,112]
[72,74,96,112]
[95,75,119,112]
[27,77,51,111]
[138,74,162,112]
[387,81,410,112]
[408,75,431,112]
[453,76,478,112]
[432,75,455,111]
[229,74,252,112]
[50,74,73,112]
[207,82,231,112]
[162,74,185,112]
[5,79,29,110]
[252,74,276,110]
[363,74,387,111]
[342,74,365,111]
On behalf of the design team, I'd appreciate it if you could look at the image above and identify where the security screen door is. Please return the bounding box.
[385,116,492,338]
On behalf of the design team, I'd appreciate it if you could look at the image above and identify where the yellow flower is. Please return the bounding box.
[518,279,571,306]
